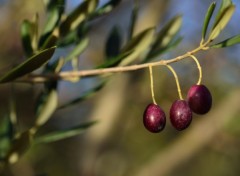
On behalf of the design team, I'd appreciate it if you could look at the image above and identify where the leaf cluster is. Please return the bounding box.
[0,0,240,169]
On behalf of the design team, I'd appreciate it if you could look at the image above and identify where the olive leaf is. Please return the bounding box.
[209,5,235,41]
[119,27,155,66]
[213,0,232,27]
[92,0,121,17]
[202,2,216,40]
[21,14,39,56]
[146,15,182,60]
[0,47,56,83]
[105,26,122,58]
[7,131,32,164]
[128,0,139,39]
[60,0,98,36]
[210,35,240,48]
[33,121,97,144]
[65,37,89,63]
[39,0,65,48]
[35,89,58,127]
[40,34,58,50]
[42,8,59,36]
[97,51,132,69]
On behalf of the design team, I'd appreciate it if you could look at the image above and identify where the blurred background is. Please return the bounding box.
[0,0,240,176]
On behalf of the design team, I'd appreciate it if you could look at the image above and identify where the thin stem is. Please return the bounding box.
[188,55,202,85]
[16,41,211,83]
[165,64,183,100]
[149,65,157,104]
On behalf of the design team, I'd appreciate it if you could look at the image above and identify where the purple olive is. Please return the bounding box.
[143,103,166,133]
[187,84,212,114]
[170,100,192,131]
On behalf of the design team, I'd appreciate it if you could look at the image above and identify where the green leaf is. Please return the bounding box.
[40,34,58,50]
[213,0,232,27]
[128,0,139,39]
[105,26,122,58]
[7,130,32,164]
[35,89,58,127]
[42,8,59,36]
[146,36,183,61]
[210,35,240,48]
[44,0,65,12]
[120,27,155,66]
[209,5,235,40]
[60,0,98,36]
[202,2,216,40]
[145,15,182,60]
[21,20,34,56]
[92,0,121,16]
[21,14,39,56]
[97,51,132,69]
[65,37,89,62]
[0,47,56,83]
[58,82,106,109]
[34,121,97,144]
[57,30,78,46]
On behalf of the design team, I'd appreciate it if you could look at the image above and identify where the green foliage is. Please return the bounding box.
[65,37,89,62]
[21,14,39,56]
[202,2,216,40]
[211,35,240,48]
[34,121,97,144]
[105,26,122,58]
[0,47,56,83]
[1,0,240,170]
[120,27,155,65]
[35,90,58,127]
[147,15,182,60]
[209,5,235,40]
[59,0,98,36]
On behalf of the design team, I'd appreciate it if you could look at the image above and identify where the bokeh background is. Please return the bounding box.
[0,0,240,176]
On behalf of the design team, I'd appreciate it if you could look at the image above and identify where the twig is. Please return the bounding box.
[17,42,210,83]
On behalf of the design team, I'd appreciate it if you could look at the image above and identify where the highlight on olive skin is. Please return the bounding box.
[143,103,166,133]
[187,84,212,115]
[170,100,192,131]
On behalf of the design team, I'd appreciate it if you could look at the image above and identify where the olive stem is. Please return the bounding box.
[165,64,183,100]
[149,65,157,105]
[188,55,202,85]
[15,41,211,83]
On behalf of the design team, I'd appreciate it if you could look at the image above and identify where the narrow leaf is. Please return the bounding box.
[105,26,122,58]
[60,0,98,36]
[151,15,182,52]
[0,47,56,83]
[21,20,34,56]
[40,34,58,50]
[42,8,59,35]
[146,36,183,61]
[210,35,240,48]
[120,27,155,66]
[65,37,89,62]
[128,0,139,39]
[7,130,32,164]
[209,5,235,40]
[202,2,216,40]
[34,121,97,144]
[213,0,232,28]
[97,51,132,68]
[35,89,58,127]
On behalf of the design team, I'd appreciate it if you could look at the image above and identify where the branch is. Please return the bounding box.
[17,42,210,83]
